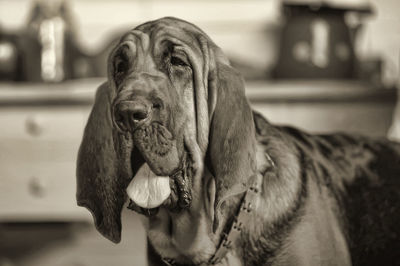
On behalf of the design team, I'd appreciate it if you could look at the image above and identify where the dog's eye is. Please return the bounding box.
[114,57,129,87]
[170,55,187,67]
[115,58,128,75]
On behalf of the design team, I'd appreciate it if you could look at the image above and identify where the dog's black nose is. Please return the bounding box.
[114,99,152,131]
[130,104,150,121]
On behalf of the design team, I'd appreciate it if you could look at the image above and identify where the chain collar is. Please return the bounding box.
[162,174,262,266]
[208,174,261,265]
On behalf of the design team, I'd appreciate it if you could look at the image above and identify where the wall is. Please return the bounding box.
[357,0,400,87]
[0,0,281,71]
[1,0,399,83]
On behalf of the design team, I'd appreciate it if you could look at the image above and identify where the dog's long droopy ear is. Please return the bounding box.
[207,53,257,232]
[76,82,132,243]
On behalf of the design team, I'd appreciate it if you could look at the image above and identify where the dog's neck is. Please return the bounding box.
[156,141,265,266]
[207,173,263,265]
[217,135,304,266]
[161,175,261,266]
[184,143,276,266]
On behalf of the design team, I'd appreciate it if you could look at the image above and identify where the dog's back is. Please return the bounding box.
[254,111,400,266]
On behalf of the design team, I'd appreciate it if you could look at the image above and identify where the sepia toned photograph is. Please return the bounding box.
[0,0,399,265]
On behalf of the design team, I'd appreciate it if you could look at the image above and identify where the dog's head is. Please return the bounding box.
[76,17,257,257]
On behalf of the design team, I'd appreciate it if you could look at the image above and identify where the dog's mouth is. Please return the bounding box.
[125,122,193,217]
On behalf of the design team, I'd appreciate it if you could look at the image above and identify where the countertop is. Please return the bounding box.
[0,79,396,106]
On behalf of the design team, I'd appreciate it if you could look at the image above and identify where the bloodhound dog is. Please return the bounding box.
[76,17,400,266]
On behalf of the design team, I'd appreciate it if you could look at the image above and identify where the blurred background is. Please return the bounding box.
[0,0,399,265]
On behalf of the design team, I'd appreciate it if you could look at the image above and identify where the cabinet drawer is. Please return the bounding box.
[0,106,92,221]
[0,161,90,221]
[0,107,91,140]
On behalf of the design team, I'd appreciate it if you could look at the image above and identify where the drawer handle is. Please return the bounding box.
[29,177,46,198]
[25,116,44,137]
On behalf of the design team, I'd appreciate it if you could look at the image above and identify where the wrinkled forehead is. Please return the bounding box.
[117,17,208,55]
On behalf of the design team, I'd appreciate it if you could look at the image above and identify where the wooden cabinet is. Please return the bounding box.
[0,106,92,221]
[0,80,98,222]
[0,79,396,222]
